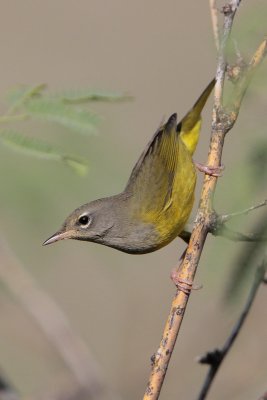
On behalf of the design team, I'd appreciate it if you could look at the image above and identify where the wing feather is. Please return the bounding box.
[125,113,193,216]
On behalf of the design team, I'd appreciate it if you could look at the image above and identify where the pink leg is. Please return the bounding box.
[170,268,203,295]
[195,162,225,177]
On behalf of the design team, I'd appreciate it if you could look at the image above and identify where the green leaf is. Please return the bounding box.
[0,130,58,159]
[6,84,46,111]
[24,99,99,135]
[62,155,89,176]
[0,130,89,175]
[54,89,133,104]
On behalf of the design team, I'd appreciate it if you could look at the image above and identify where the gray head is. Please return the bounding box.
[43,191,158,254]
[43,195,123,246]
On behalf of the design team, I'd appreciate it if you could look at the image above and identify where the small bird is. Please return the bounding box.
[44,80,216,254]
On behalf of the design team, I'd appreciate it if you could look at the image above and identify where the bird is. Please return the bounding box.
[43,79,216,254]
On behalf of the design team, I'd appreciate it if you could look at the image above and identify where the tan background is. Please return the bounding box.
[0,1,266,399]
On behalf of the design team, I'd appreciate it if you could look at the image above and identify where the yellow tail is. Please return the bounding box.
[179,78,215,155]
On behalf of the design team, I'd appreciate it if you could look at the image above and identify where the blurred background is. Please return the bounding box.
[0,1,266,399]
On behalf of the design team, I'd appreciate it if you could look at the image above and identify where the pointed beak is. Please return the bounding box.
[43,230,74,246]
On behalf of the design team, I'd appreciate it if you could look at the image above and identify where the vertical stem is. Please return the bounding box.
[143,2,242,399]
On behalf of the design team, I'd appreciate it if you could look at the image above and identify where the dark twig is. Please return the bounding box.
[197,261,267,400]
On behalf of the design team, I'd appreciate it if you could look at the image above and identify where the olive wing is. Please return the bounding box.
[125,113,190,215]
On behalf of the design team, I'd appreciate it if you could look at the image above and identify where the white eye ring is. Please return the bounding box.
[78,214,91,228]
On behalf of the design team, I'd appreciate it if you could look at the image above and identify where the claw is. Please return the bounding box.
[195,162,225,177]
[170,269,203,294]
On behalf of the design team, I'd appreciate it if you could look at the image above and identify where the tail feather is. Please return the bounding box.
[179,78,215,155]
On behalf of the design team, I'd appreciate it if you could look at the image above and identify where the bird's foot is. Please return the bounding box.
[170,269,203,295]
[195,162,225,177]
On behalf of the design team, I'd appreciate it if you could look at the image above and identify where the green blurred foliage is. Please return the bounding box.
[0,83,130,175]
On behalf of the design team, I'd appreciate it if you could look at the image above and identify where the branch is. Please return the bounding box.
[142,4,267,399]
[197,261,267,400]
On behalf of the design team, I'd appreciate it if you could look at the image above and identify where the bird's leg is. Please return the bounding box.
[178,230,191,244]
[195,161,225,177]
[171,273,193,295]
[170,268,202,295]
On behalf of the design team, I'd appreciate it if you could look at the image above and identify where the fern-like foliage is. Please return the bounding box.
[0,83,132,175]
[6,84,46,112]
[0,130,88,175]
[53,89,133,104]
[24,99,99,135]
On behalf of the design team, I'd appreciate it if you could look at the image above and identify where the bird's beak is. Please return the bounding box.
[43,229,74,246]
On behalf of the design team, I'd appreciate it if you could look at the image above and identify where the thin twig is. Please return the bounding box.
[197,261,267,400]
[142,3,267,399]
[209,0,220,52]
[219,199,267,223]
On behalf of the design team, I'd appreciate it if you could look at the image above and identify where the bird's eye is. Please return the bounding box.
[78,215,90,227]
